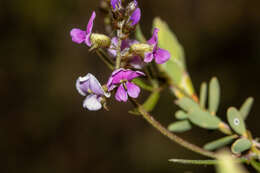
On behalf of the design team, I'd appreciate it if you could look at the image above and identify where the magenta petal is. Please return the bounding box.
[126,82,140,98]
[144,52,154,63]
[107,76,117,92]
[111,69,133,84]
[154,48,171,64]
[86,11,96,34]
[85,11,96,46]
[130,8,141,26]
[115,84,128,102]
[147,28,159,45]
[126,70,145,81]
[85,33,91,47]
[70,28,86,44]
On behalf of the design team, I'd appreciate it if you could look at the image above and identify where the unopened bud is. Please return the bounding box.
[130,43,153,55]
[90,33,111,48]
[126,1,138,14]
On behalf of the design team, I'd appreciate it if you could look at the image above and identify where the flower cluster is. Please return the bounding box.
[70,0,171,111]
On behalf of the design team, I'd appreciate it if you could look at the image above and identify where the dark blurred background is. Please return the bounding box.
[1,0,260,172]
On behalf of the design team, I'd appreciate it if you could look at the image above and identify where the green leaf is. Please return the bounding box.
[250,159,260,172]
[175,110,188,120]
[175,97,200,112]
[227,107,247,136]
[188,108,221,129]
[200,82,207,109]
[240,97,254,120]
[132,78,153,92]
[129,90,160,115]
[169,159,218,165]
[135,25,146,43]
[204,135,238,151]
[231,138,252,154]
[153,18,195,98]
[168,120,192,133]
[217,151,248,173]
[153,17,185,65]
[165,61,184,84]
[209,77,220,115]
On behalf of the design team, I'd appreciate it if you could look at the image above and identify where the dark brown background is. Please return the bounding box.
[1,0,260,172]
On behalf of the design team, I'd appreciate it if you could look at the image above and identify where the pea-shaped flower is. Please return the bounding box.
[70,11,111,48]
[107,69,145,102]
[70,11,96,46]
[76,73,110,111]
[144,28,171,64]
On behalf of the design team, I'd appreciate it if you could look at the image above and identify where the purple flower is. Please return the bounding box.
[70,11,96,47]
[107,69,145,102]
[76,73,110,111]
[130,7,141,26]
[144,28,171,64]
[111,0,121,9]
[108,37,138,57]
[107,37,144,69]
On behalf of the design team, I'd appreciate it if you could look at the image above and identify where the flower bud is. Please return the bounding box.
[90,33,111,48]
[126,1,138,14]
[130,43,153,55]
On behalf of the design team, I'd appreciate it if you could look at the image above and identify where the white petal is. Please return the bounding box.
[83,95,102,111]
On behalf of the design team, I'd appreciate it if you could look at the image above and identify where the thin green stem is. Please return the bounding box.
[168,158,247,165]
[96,50,114,70]
[115,38,122,69]
[115,21,125,69]
[98,49,115,65]
[130,98,217,159]
[169,159,218,165]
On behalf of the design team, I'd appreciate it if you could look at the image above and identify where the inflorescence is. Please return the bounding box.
[70,0,170,111]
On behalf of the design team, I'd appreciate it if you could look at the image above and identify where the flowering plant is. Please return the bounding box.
[70,0,260,172]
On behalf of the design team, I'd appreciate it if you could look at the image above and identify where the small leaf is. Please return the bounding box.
[129,90,160,115]
[209,77,220,115]
[168,120,192,133]
[175,97,200,112]
[204,135,238,151]
[200,82,207,109]
[227,107,247,136]
[169,159,218,165]
[231,138,252,154]
[250,159,260,172]
[175,110,188,120]
[188,108,221,129]
[132,78,153,91]
[135,25,146,43]
[239,97,254,120]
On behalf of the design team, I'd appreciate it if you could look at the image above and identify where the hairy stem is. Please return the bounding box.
[130,98,217,159]
[96,50,114,70]
[115,21,125,69]
[115,38,122,69]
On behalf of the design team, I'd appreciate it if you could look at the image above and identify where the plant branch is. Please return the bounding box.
[168,158,247,165]
[130,98,217,159]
